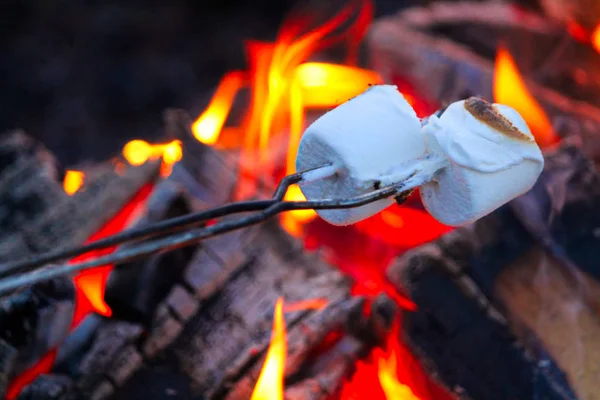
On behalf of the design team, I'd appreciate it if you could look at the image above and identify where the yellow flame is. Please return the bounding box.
[287,63,381,174]
[378,349,420,400]
[493,46,556,148]
[251,297,287,400]
[122,139,182,167]
[63,170,85,195]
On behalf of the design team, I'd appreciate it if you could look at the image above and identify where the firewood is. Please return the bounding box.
[0,131,65,260]
[387,143,600,400]
[368,1,600,126]
[17,129,374,400]
[0,129,160,264]
[496,247,600,400]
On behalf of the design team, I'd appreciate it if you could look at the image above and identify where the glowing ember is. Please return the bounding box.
[6,351,57,400]
[122,139,182,167]
[493,46,557,147]
[251,298,287,400]
[63,170,85,195]
[567,20,591,43]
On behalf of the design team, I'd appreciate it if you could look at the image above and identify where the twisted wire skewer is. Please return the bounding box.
[0,165,413,296]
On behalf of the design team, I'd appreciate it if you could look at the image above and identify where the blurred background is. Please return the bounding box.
[0,0,541,166]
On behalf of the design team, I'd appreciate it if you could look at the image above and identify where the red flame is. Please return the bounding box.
[71,183,153,326]
[6,183,154,399]
[5,351,57,400]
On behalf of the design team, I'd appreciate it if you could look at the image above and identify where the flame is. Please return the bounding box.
[63,170,85,195]
[6,351,57,400]
[192,71,246,146]
[6,184,153,399]
[340,320,453,400]
[282,297,327,313]
[378,337,420,400]
[493,46,557,147]
[281,185,317,237]
[122,139,182,167]
[191,0,380,208]
[592,24,600,53]
[71,183,153,326]
[251,298,287,400]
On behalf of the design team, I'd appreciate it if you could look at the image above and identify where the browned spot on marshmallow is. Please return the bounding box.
[464,97,534,142]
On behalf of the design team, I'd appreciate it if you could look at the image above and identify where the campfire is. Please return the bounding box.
[2,1,600,399]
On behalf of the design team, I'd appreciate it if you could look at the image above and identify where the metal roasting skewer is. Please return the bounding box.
[0,164,415,296]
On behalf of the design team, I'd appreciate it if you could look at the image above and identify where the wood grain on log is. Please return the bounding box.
[496,247,600,400]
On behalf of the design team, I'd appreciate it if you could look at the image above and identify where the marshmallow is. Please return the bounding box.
[419,97,544,226]
[296,84,426,226]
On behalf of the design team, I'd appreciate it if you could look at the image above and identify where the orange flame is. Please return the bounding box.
[340,320,453,400]
[282,297,327,313]
[192,71,246,146]
[251,297,287,400]
[191,0,381,225]
[493,46,557,147]
[592,24,600,53]
[63,170,85,195]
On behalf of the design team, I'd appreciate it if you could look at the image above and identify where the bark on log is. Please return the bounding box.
[388,143,600,399]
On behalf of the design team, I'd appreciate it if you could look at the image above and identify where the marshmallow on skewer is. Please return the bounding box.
[295,84,427,226]
[295,84,544,227]
[419,97,544,226]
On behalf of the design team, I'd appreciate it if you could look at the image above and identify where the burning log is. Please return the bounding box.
[7,115,387,400]
[387,142,600,399]
[368,0,600,141]
[0,130,161,397]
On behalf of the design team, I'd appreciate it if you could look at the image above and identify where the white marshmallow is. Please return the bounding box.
[296,84,426,226]
[419,98,544,226]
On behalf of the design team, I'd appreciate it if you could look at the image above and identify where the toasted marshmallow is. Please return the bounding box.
[420,97,544,226]
[296,84,425,226]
